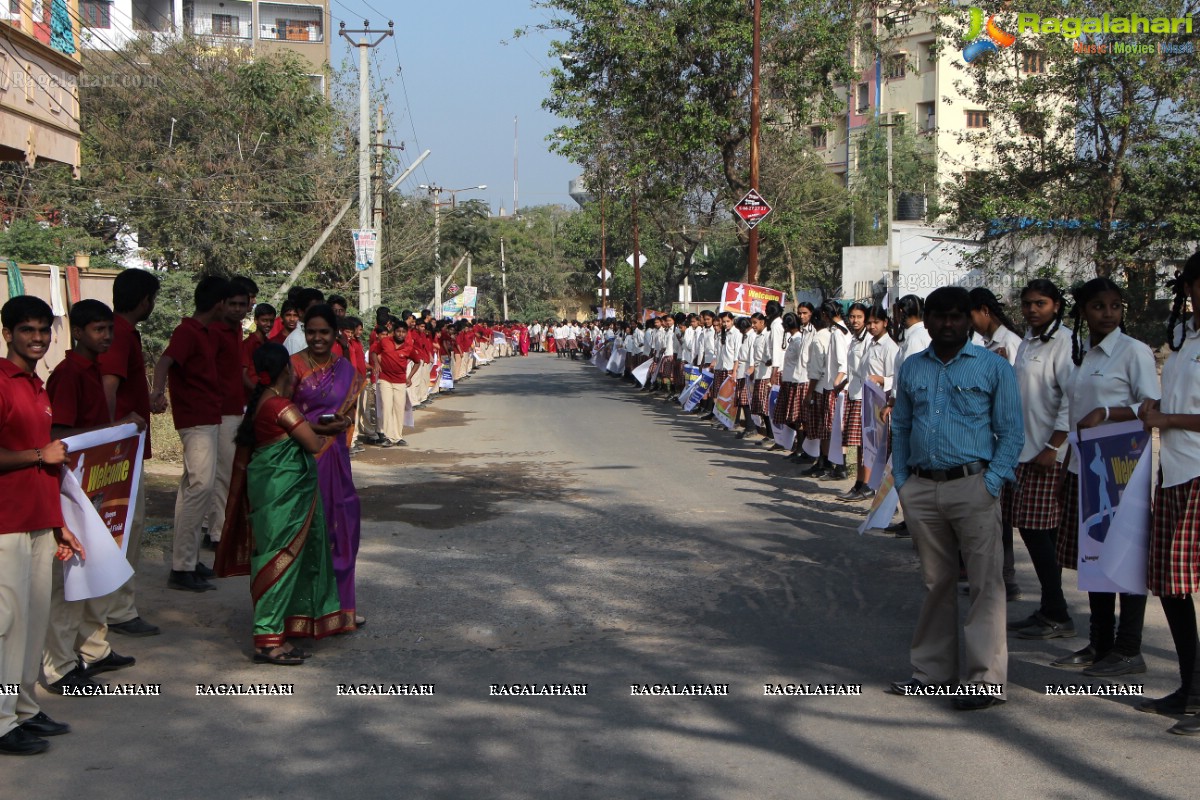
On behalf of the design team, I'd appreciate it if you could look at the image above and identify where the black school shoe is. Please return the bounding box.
[20,712,69,737]
[83,651,136,678]
[0,727,49,755]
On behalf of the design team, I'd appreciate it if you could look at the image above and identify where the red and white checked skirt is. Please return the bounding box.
[567,338,578,350]
[672,356,686,386]
[1003,461,1064,531]
[734,377,750,407]
[751,377,772,416]
[659,356,675,383]
[842,398,863,447]
[1149,475,1200,597]
[806,389,834,441]
[712,369,730,396]
[1056,472,1080,570]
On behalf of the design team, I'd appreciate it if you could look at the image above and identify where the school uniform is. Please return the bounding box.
[775,331,804,426]
[204,321,246,546]
[805,328,832,438]
[373,338,413,442]
[734,329,755,407]
[844,332,870,447]
[750,328,772,416]
[713,326,741,394]
[819,326,850,442]
[767,317,785,386]
[894,321,933,384]
[973,327,1022,366]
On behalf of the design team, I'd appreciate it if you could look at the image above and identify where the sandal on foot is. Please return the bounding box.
[252,647,304,666]
[354,616,367,628]
[284,646,313,660]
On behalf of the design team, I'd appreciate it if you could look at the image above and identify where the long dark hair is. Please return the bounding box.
[847,302,870,342]
[796,301,816,329]
[235,344,291,447]
[1070,277,1125,366]
[892,295,923,342]
[765,299,782,321]
[1021,279,1066,343]
[866,304,892,337]
[1167,251,1200,351]
[782,311,799,332]
[968,287,1019,337]
[820,299,848,334]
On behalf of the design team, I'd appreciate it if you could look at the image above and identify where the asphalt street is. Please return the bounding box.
[8,354,1196,799]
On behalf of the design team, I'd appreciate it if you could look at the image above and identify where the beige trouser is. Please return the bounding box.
[899,472,1007,692]
[200,414,240,544]
[172,424,219,572]
[0,530,53,736]
[378,379,407,441]
[108,476,145,624]
[407,363,427,408]
[42,559,111,684]
[358,381,379,440]
[452,354,465,381]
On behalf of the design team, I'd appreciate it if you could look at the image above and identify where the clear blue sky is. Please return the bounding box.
[325,0,580,213]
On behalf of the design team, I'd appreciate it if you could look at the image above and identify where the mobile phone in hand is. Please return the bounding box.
[318,414,336,424]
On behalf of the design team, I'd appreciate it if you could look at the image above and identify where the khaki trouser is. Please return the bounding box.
[407,363,427,408]
[42,559,111,684]
[200,414,240,544]
[899,472,1007,692]
[378,379,407,442]
[172,424,219,572]
[108,476,145,624]
[0,530,53,736]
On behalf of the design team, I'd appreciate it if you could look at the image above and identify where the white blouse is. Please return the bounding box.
[1014,325,1074,464]
[1159,319,1200,487]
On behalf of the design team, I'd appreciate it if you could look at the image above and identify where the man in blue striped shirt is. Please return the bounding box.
[888,286,1023,710]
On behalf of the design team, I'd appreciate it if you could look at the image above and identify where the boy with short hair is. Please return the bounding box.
[370,323,414,447]
[270,301,299,345]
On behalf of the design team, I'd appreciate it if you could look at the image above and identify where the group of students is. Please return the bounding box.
[0,269,514,755]
[583,258,1200,731]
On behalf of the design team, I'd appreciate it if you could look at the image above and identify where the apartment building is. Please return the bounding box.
[69,0,330,93]
[0,1,83,172]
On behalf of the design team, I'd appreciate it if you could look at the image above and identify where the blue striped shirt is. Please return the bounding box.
[891,341,1023,496]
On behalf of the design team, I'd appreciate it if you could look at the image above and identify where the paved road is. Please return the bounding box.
[10,355,1196,799]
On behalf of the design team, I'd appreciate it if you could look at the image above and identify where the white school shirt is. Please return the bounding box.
[283,323,307,355]
[1159,319,1200,487]
[781,330,807,383]
[856,333,899,394]
[555,326,567,341]
[662,325,676,357]
[1065,328,1160,474]
[845,332,870,399]
[767,317,786,371]
[1014,325,1075,464]
[681,326,697,364]
[820,326,850,393]
[716,327,742,371]
[701,326,718,364]
[807,327,831,384]
[894,321,932,376]
[973,326,1022,366]
[750,328,769,375]
[735,329,755,379]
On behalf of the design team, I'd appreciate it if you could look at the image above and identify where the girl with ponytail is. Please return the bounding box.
[1051,277,1159,678]
[1138,251,1200,733]
[968,287,1021,365]
[221,343,352,665]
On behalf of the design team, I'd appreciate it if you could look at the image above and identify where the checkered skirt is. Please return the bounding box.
[773,381,796,425]
[658,356,675,383]
[1056,473,1080,570]
[713,369,730,394]
[805,389,834,441]
[842,398,863,447]
[734,377,751,407]
[751,377,772,416]
[673,356,686,386]
[1003,462,1065,530]
[1149,476,1200,597]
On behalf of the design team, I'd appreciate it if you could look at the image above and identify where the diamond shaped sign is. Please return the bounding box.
[733,189,773,229]
[597,268,612,281]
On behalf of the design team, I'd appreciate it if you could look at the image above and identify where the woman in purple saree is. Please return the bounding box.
[291,305,366,627]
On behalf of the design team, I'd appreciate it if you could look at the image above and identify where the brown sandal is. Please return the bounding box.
[252,647,304,666]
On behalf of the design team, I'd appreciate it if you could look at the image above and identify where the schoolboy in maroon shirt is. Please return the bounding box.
[97,268,160,637]
[0,296,84,756]
[43,300,139,695]
[150,276,229,593]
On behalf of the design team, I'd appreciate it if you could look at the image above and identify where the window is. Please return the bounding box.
[7,0,17,13]
[965,109,990,128]
[918,41,936,70]
[1022,51,1047,74]
[81,0,111,29]
[811,126,827,149]
[212,13,239,36]
[856,83,870,113]
[917,101,935,132]
[307,74,324,96]
[885,53,906,80]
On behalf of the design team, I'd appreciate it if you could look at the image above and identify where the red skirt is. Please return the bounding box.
[751,377,771,417]
[672,356,685,386]
[842,398,863,447]
[1056,473,1080,570]
[806,389,833,441]
[712,369,730,394]
[734,377,751,407]
[1003,461,1065,530]
[1149,476,1200,597]
[659,356,675,382]
[772,382,796,425]
[567,338,578,350]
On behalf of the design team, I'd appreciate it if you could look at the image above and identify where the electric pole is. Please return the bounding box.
[600,192,607,319]
[500,237,509,320]
[883,111,898,299]
[632,193,642,320]
[747,0,762,284]
[373,103,385,306]
[340,20,393,313]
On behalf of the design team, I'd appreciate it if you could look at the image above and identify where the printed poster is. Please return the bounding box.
[713,377,737,430]
[860,382,890,491]
[682,370,714,413]
[719,282,786,317]
[767,386,796,450]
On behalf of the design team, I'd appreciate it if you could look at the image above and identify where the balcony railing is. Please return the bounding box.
[258,22,323,43]
[187,16,252,39]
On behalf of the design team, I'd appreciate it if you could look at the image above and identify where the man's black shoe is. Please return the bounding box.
[168,570,211,593]
[821,465,849,481]
[1169,714,1200,735]
[886,678,947,696]
[83,651,135,677]
[20,712,69,737]
[1138,690,1200,716]
[201,533,216,551]
[44,668,100,696]
[0,727,49,755]
[1082,652,1146,678]
[1015,613,1076,640]
[109,617,160,637]
[194,562,216,579]
[1051,645,1100,668]
[953,694,1006,711]
[803,462,829,479]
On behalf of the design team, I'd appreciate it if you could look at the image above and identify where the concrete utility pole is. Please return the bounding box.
[373,103,385,305]
[599,193,607,319]
[632,193,643,320]
[340,20,393,313]
[500,237,509,320]
[882,111,898,298]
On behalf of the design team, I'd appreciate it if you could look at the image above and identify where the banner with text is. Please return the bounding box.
[719,282,786,318]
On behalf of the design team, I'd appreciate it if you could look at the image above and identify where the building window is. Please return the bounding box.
[307,74,324,96]
[965,109,990,128]
[8,0,17,13]
[884,53,906,80]
[81,0,111,29]
[918,40,936,70]
[917,101,935,132]
[212,13,239,36]
[856,83,870,113]
[811,126,827,149]
[1022,51,1047,74]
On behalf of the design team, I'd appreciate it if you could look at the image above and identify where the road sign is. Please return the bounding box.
[626,253,647,268]
[597,268,612,281]
[733,189,773,229]
[448,284,459,295]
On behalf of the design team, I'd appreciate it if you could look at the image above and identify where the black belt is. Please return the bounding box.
[912,461,987,482]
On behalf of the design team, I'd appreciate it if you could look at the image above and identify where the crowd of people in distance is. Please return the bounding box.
[561,258,1200,730]
[0,271,526,755]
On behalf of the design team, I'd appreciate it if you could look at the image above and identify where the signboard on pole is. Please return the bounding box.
[597,268,612,281]
[626,253,648,268]
[352,229,377,272]
[718,281,786,316]
[733,189,773,229]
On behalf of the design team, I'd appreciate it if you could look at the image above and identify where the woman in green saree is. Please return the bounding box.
[217,344,353,665]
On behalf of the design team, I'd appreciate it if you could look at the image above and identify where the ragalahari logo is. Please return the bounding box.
[962,7,1017,62]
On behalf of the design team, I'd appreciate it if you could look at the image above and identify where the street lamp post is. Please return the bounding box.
[419,183,487,318]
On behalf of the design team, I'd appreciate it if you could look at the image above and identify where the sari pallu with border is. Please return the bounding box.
[291,354,365,621]
[217,407,353,647]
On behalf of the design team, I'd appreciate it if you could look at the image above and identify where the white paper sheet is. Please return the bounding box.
[61,470,134,601]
